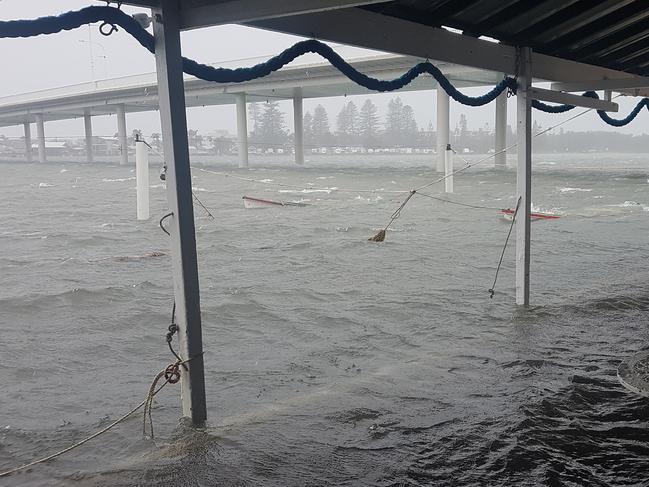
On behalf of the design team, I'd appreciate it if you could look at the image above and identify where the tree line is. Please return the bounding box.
[247,97,421,148]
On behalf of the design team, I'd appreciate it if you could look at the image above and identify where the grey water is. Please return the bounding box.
[1,153,648,486]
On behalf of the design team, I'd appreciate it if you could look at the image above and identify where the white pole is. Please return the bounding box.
[23,122,32,162]
[495,87,507,168]
[516,47,532,307]
[153,0,207,425]
[84,109,94,163]
[235,93,249,168]
[444,144,453,193]
[116,103,128,165]
[135,139,150,221]
[293,88,304,165]
[436,88,449,172]
[35,114,46,163]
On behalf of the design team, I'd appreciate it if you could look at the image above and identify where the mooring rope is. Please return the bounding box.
[488,196,521,298]
[0,362,183,478]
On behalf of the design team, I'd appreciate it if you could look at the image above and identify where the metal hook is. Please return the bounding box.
[99,21,119,36]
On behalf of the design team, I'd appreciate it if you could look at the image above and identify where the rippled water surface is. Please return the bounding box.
[1,154,648,486]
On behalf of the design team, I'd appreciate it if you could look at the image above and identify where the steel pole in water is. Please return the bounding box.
[153,0,207,425]
[516,47,532,307]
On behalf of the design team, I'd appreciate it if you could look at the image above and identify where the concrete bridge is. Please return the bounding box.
[0,51,508,170]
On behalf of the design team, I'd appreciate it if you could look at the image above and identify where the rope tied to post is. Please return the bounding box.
[368,189,416,242]
[488,196,521,299]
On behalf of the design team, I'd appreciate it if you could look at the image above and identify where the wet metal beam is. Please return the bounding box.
[529,87,618,111]
[179,0,391,30]
[551,78,649,92]
[153,0,207,426]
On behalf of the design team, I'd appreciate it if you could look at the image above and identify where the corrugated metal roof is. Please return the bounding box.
[361,0,649,75]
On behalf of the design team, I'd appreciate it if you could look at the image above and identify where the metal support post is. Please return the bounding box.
[516,47,532,306]
[444,144,453,193]
[116,103,128,165]
[153,0,207,425]
[23,122,32,162]
[436,87,449,172]
[293,88,304,165]
[495,87,507,167]
[235,93,249,168]
[35,114,46,163]
[84,109,93,163]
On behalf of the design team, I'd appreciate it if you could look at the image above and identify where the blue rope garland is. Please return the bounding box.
[0,6,513,105]
[532,90,649,127]
[1,5,649,124]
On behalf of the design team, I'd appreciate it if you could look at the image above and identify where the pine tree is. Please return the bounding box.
[311,104,331,146]
[336,101,359,145]
[257,101,286,145]
[359,99,379,147]
[402,105,418,146]
[248,102,262,137]
[385,97,404,145]
[303,111,314,147]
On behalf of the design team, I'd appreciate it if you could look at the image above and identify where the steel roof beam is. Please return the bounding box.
[551,78,649,92]
[561,4,649,55]
[523,0,635,44]
[250,7,647,84]
[529,87,618,111]
[177,0,391,30]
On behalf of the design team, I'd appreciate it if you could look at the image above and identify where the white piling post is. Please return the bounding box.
[516,47,533,307]
[293,88,304,165]
[84,109,94,163]
[116,103,128,165]
[35,114,46,163]
[495,86,507,168]
[436,88,449,172]
[235,93,249,168]
[444,144,454,193]
[135,138,150,221]
[23,122,32,162]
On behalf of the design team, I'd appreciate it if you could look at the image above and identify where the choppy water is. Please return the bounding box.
[1,153,648,486]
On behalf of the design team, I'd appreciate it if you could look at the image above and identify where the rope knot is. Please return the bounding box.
[164,363,181,384]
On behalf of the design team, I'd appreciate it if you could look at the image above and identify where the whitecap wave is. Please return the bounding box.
[102,177,135,182]
[560,187,591,193]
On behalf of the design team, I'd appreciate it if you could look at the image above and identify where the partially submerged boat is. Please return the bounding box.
[242,195,309,209]
[500,208,560,221]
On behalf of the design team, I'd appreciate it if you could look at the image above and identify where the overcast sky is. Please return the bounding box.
[1,0,647,140]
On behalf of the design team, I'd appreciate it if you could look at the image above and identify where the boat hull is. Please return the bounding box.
[242,196,308,209]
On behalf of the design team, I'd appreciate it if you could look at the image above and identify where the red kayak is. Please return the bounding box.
[500,208,560,221]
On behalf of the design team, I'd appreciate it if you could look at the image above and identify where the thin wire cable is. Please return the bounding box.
[416,191,503,210]
[488,196,521,299]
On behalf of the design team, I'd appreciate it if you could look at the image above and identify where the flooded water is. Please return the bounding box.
[1,153,648,486]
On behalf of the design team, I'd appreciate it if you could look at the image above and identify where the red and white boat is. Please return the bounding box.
[500,208,560,221]
[242,195,309,209]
